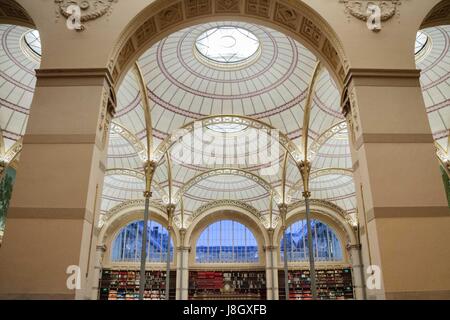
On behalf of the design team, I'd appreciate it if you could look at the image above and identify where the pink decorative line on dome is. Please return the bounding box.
[433,129,449,140]
[193,183,267,194]
[422,72,450,91]
[152,34,299,100]
[419,27,449,74]
[184,192,269,203]
[0,70,34,93]
[325,193,356,202]
[107,153,140,159]
[3,26,37,77]
[2,129,21,140]
[426,98,450,113]
[115,93,141,117]
[174,25,279,83]
[0,97,30,115]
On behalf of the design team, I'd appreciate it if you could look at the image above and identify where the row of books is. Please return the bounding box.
[99,269,176,300]
[188,271,267,300]
[279,268,354,300]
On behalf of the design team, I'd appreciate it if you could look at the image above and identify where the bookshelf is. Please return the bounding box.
[278,267,354,300]
[188,270,266,300]
[99,269,176,300]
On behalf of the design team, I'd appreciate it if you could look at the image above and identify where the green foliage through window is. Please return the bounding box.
[440,166,450,208]
[0,168,16,233]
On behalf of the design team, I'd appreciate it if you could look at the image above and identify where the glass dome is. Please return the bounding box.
[415,31,429,55]
[195,26,260,64]
[24,30,41,56]
[207,123,248,133]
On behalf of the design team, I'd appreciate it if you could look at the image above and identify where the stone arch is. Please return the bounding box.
[98,204,180,266]
[0,0,35,28]
[273,201,357,265]
[421,0,450,29]
[174,167,281,205]
[153,114,303,169]
[185,206,270,266]
[109,0,348,89]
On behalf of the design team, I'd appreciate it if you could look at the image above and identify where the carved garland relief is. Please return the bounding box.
[339,0,401,31]
[55,0,118,30]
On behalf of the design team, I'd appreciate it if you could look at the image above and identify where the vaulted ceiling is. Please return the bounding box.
[0,22,449,231]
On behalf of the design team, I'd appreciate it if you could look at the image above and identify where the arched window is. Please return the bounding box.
[111,220,173,263]
[280,219,343,262]
[196,220,259,263]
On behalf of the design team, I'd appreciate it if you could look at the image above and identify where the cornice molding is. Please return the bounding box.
[344,68,421,87]
[35,68,113,87]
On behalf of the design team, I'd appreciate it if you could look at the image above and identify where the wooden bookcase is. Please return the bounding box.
[99,269,176,300]
[188,270,267,300]
[278,267,354,300]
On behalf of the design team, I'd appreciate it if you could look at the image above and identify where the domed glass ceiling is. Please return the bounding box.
[195,26,260,64]
[415,31,429,55]
[23,29,41,56]
[207,123,248,133]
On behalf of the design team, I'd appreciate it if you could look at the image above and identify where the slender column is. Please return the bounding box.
[138,160,157,300]
[176,229,189,300]
[347,244,365,300]
[264,228,278,300]
[298,161,318,300]
[278,204,289,300]
[90,244,107,300]
[165,204,175,300]
[343,69,450,299]
[0,69,115,299]
[0,160,7,245]
[138,194,150,300]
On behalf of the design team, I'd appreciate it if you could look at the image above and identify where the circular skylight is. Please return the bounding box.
[207,123,248,133]
[195,27,260,64]
[24,30,41,56]
[415,31,429,55]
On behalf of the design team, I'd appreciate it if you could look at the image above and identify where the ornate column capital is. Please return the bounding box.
[277,204,289,228]
[96,244,107,253]
[143,160,158,197]
[346,243,362,251]
[177,246,191,252]
[166,203,176,229]
[263,245,278,252]
[297,160,312,198]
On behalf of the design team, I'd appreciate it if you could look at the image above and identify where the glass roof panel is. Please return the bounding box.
[195,26,260,63]
[415,31,428,55]
[24,29,41,56]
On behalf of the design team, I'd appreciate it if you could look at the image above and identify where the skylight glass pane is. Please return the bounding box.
[195,26,260,63]
[415,31,428,55]
[207,123,248,133]
[24,29,41,56]
[280,219,343,262]
[111,220,174,263]
[196,220,259,263]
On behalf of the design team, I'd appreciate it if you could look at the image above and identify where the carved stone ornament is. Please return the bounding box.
[55,0,118,29]
[340,0,401,22]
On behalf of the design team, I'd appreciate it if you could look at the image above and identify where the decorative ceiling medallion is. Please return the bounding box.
[339,0,401,30]
[55,0,118,30]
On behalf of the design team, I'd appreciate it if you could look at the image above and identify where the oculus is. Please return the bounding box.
[195,26,260,64]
